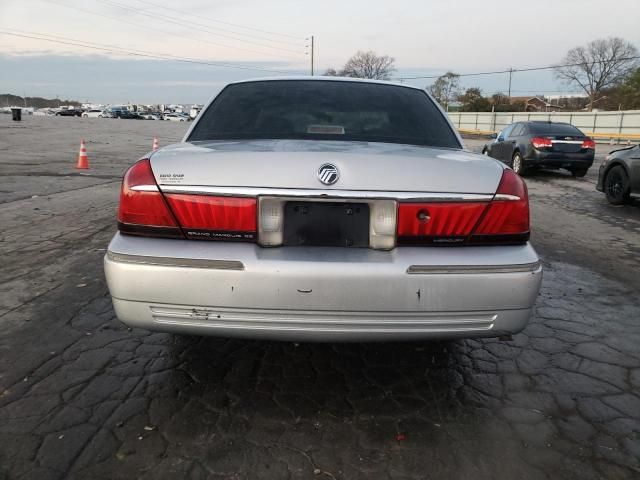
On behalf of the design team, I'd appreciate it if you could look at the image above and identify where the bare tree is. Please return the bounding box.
[339,51,395,80]
[555,37,638,111]
[427,72,460,110]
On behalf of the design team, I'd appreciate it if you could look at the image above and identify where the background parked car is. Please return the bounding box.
[163,112,189,122]
[82,109,108,118]
[55,108,82,117]
[482,121,595,177]
[138,111,161,120]
[597,144,640,204]
[112,110,145,120]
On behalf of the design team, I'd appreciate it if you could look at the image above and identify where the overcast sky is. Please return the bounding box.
[1,0,638,104]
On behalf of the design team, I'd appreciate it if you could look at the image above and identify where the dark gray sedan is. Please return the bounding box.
[596,144,640,204]
[483,121,595,177]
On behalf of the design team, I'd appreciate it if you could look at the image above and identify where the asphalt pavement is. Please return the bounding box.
[0,115,639,480]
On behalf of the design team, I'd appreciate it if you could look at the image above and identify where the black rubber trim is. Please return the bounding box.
[468,232,530,245]
[117,222,185,239]
[397,232,530,246]
[397,236,467,246]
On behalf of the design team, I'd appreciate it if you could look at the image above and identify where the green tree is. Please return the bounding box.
[459,88,491,112]
[617,67,640,109]
[427,72,460,110]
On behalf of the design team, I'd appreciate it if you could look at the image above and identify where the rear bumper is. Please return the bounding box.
[526,150,594,169]
[104,233,542,341]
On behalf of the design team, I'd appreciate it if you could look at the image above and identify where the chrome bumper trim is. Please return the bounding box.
[158,185,494,202]
[106,251,245,270]
[149,305,498,332]
[407,261,541,275]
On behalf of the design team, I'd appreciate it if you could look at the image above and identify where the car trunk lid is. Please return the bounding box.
[149,139,504,194]
[549,135,585,153]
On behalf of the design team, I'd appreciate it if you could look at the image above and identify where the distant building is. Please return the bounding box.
[521,96,563,112]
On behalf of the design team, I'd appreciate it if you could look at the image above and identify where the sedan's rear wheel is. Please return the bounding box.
[482,149,489,156]
[570,168,588,178]
[512,152,527,176]
[604,165,631,205]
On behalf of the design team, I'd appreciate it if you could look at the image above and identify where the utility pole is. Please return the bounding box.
[507,68,513,100]
[310,35,314,76]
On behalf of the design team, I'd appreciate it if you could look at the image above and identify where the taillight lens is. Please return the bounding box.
[397,203,487,245]
[581,137,595,149]
[397,169,529,246]
[471,169,529,244]
[117,159,256,241]
[117,159,183,238]
[165,195,257,241]
[531,137,552,149]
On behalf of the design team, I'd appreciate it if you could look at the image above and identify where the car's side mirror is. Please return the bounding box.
[490,133,498,139]
[497,135,504,142]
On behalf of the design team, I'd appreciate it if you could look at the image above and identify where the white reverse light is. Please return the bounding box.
[370,200,397,250]
[258,198,284,246]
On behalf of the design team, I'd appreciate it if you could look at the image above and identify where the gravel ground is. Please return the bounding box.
[0,115,639,480]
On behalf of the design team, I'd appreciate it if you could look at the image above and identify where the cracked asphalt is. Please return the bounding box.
[1,115,639,480]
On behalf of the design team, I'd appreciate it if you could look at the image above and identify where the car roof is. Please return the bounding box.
[524,121,573,126]
[227,76,422,91]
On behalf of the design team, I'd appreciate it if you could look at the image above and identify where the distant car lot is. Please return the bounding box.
[1,115,639,479]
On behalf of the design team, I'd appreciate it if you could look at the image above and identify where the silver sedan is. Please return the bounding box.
[104,77,542,341]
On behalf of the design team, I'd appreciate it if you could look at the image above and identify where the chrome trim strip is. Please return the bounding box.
[158,185,493,202]
[407,261,541,275]
[130,184,159,192]
[493,194,521,201]
[551,140,584,144]
[106,251,244,270]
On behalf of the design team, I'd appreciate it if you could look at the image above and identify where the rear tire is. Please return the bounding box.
[512,152,527,176]
[570,168,588,177]
[604,165,631,205]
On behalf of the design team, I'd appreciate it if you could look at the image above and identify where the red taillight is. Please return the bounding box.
[531,137,552,149]
[397,203,487,245]
[117,159,256,241]
[165,195,257,241]
[471,169,529,244]
[117,159,183,238]
[396,169,529,246]
[581,137,595,149]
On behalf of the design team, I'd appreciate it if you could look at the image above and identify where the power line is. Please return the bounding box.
[94,0,305,56]
[0,29,299,74]
[42,0,302,60]
[397,56,640,81]
[132,0,304,46]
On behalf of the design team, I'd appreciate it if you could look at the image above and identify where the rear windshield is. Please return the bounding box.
[188,80,461,148]
[528,123,584,136]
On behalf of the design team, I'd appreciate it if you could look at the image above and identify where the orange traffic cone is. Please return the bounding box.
[76,139,89,169]
[152,137,159,151]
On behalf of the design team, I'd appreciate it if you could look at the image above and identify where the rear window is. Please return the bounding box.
[528,123,584,136]
[188,80,461,148]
